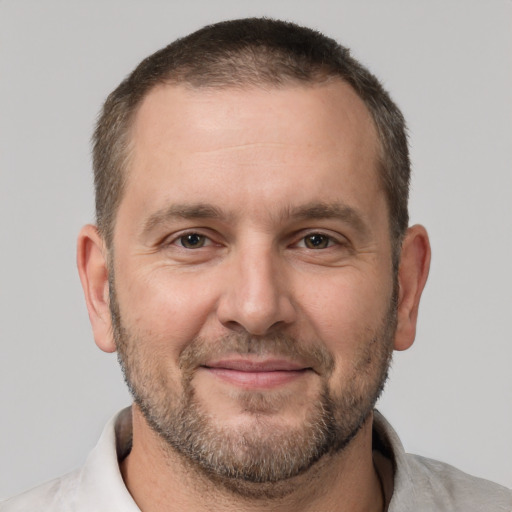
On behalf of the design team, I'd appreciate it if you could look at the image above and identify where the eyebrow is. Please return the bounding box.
[142,203,227,236]
[283,202,370,237]
[141,200,370,238]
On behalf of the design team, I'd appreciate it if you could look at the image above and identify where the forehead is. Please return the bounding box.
[130,80,379,160]
[119,80,385,234]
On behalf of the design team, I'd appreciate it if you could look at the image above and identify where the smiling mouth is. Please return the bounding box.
[201,359,312,389]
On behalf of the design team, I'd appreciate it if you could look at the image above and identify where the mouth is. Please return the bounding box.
[201,358,312,389]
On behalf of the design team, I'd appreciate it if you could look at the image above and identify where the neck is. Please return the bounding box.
[121,405,383,512]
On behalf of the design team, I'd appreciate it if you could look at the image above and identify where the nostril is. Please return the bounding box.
[221,320,248,333]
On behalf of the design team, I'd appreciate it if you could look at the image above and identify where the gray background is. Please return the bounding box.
[1,0,511,498]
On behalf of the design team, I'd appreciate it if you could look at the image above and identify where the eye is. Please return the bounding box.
[177,233,209,249]
[302,233,333,249]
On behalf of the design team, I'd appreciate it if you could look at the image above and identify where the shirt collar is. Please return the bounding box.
[373,410,417,510]
[75,407,139,511]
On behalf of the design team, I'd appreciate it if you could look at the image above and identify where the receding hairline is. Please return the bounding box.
[119,76,386,201]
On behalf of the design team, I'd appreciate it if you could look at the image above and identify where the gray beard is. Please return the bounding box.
[136,368,355,484]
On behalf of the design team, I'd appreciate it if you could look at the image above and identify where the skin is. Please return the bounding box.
[77,80,430,511]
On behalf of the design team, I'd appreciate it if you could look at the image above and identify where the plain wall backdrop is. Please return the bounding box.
[1,0,511,498]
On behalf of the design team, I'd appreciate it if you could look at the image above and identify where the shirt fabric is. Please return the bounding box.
[2,408,511,511]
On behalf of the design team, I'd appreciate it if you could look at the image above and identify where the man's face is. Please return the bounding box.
[110,81,397,485]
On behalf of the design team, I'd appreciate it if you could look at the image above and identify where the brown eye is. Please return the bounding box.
[304,234,331,249]
[179,233,207,249]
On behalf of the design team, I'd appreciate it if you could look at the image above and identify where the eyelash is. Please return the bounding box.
[166,230,343,250]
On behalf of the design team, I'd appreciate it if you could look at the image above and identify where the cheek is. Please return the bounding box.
[115,266,220,355]
[296,269,393,357]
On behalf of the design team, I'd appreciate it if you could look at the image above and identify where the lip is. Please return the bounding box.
[201,358,311,389]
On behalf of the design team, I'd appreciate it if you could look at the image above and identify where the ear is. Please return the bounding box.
[394,224,431,351]
[76,224,116,353]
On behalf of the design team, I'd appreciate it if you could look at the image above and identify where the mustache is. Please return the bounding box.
[178,332,335,376]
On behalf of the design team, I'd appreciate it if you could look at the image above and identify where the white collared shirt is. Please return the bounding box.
[2,408,511,511]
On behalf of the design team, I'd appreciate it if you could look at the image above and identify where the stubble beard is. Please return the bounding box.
[109,277,396,495]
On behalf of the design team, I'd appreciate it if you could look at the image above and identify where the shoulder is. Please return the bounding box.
[373,411,512,512]
[0,408,137,512]
[401,453,512,511]
[0,469,81,512]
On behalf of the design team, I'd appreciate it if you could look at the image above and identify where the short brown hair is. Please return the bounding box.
[93,17,410,261]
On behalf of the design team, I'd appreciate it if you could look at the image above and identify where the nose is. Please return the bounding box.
[216,244,296,335]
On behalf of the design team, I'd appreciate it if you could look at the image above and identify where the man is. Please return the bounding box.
[2,17,510,512]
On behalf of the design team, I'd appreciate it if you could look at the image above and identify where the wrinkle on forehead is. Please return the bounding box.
[191,142,289,155]
[130,81,378,155]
